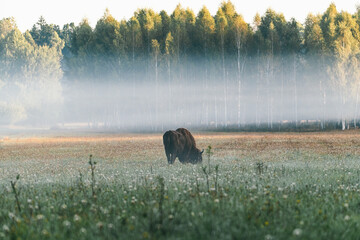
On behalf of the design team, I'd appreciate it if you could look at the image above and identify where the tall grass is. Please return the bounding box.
[0,150,359,239]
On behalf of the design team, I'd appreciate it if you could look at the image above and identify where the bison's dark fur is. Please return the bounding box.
[163,128,203,164]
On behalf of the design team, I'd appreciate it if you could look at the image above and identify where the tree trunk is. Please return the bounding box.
[237,42,241,128]
[293,54,298,128]
[132,29,136,99]
[167,56,172,128]
[354,85,359,128]
[221,33,227,128]
[256,50,260,127]
[341,93,345,131]
[205,40,209,126]
[269,33,274,130]
[267,58,271,129]
[280,62,284,130]
[215,95,218,129]
[155,52,158,131]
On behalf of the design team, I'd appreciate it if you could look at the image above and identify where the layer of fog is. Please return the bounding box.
[1,63,357,132]
[58,81,349,131]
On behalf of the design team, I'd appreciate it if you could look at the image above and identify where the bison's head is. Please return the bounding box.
[195,149,204,163]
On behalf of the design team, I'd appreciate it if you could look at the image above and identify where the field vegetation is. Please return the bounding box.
[0,131,360,239]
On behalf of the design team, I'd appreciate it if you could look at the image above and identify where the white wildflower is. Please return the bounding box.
[293,228,302,236]
[265,234,273,240]
[96,222,103,229]
[2,225,9,232]
[8,212,15,219]
[74,214,81,222]
[63,220,71,227]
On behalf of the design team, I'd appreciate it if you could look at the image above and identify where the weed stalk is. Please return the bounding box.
[202,166,210,192]
[206,145,213,173]
[157,176,165,225]
[256,162,264,175]
[215,164,219,193]
[88,154,97,198]
[10,174,21,213]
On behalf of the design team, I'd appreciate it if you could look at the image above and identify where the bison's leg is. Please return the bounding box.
[166,152,171,164]
[166,149,177,164]
[170,154,177,164]
[165,148,173,164]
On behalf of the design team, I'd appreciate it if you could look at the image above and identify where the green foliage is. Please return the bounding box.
[0,17,17,39]
[164,32,174,56]
[195,6,215,62]
[94,9,123,56]
[304,14,325,55]
[151,39,160,56]
[0,17,63,124]
[2,2,360,128]
[321,3,338,53]
[30,16,64,51]
[127,16,142,60]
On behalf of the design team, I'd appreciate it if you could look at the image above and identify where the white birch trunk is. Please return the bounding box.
[236,39,241,128]
[221,33,227,128]
[354,85,359,128]
[215,95,218,129]
[293,55,298,128]
[167,56,172,127]
[155,52,158,131]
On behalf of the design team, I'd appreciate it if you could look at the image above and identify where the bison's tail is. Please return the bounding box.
[163,131,172,149]
[163,131,175,164]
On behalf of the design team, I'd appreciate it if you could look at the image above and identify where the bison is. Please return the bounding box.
[163,128,203,164]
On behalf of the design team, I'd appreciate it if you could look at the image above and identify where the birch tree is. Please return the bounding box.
[165,32,175,124]
[233,15,248,127]
[304,14,327,128]
[152,39,160,130]
[329,12,359,130]
[196,6,215,125]
[216,8,228,127]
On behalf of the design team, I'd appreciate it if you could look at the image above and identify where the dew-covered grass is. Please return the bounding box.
[1,131,360,239]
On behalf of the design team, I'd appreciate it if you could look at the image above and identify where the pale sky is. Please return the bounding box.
[1,0,359,32]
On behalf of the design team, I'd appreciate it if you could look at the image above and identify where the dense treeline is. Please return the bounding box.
[1,2,360,130]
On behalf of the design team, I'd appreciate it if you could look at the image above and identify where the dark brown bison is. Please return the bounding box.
[163,128,203,164]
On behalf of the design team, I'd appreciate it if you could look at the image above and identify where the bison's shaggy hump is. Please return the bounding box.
[163,128,203,164]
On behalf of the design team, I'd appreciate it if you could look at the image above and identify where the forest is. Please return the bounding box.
[0,2,360,131]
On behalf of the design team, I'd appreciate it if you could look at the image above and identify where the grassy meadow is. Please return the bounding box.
[1,131,360,239]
